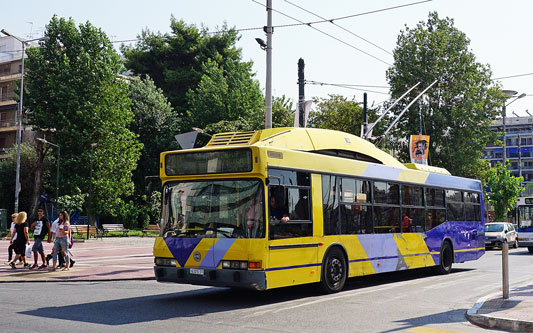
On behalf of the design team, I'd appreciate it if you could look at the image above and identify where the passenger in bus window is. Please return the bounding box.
[402,214,412,232]
[269,196,289,223]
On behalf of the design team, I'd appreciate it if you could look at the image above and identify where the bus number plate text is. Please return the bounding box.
[190,268,204,276]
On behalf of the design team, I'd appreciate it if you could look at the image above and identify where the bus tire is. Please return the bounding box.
[433,241,453,275]
[528,247,533,254]
[320,247,347,293]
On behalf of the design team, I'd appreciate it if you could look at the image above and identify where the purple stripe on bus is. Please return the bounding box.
[362,164,403,181]
[164,237,202,267]
[425,173,481,191]
[265,263,321,271]
[200,238,235,268]
[358,234,398,273]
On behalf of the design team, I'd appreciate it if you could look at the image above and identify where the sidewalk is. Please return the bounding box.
[466,284,533,332]
[0,237,155,282]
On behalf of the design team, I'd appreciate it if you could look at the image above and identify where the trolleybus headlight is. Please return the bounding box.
[155,257,177,266]
[221,260,251,270]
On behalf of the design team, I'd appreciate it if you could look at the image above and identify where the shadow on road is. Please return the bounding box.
[20,266,478,326]
[383,308,469,332]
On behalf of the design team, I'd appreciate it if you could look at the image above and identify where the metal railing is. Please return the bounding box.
[0,92,17,102]
[0,120,16,127]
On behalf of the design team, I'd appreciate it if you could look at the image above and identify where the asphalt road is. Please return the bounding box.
[1,247,532,333]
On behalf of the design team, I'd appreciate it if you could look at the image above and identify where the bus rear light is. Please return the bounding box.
[248,261,262,269]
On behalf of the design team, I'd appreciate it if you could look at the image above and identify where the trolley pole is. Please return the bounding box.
[502,240,509,299]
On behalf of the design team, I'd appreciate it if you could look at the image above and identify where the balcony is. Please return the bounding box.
[0,120,17,132]
[0,72,20,82]
[0,92,17,104]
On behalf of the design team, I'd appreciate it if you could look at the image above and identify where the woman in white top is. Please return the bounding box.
[51,211,71,271]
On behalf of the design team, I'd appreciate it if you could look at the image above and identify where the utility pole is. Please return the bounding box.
[298,58,305,127]
[363,93,368,136]
[265,0,273,129]
[418,99,422,135]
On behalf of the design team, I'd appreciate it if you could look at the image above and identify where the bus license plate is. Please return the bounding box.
[190,268,204,275]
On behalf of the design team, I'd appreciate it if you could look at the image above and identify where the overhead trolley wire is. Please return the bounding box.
[283,0,400,57]
[251,0,393,66]
[306,80,391,95]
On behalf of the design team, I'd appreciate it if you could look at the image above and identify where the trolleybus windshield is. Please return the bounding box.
[161,179,264,239]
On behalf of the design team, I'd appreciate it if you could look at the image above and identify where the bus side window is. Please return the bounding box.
[269,169,312,239]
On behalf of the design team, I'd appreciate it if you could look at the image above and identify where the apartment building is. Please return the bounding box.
[0,35,34,158]
[484,116,533,195]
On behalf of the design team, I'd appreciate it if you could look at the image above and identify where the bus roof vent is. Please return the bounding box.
[206,131,258,146]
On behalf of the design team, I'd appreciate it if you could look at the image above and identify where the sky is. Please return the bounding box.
[3,0,533,117]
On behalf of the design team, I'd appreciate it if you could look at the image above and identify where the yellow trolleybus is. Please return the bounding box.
[153,128,485,292]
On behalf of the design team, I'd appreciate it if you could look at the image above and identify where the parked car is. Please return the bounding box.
[485,222,518,249]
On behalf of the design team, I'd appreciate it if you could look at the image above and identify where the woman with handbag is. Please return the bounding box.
[50,211,71,271]
[9,211,30,269]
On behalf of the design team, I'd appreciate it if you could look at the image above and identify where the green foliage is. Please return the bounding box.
[485,161,524,221]
[0,144,45,213]
[24,16,142,215]
[307,94,381,136]
[128,76,178,195]
[56,188,87,214]
[150,191,161,223]
[184,58,264,132]
[113,199,150,229]
[121,17,246,118]
[386,12,504,178]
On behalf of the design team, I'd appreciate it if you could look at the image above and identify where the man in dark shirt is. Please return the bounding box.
[30,208,52,269]
[269,196,290,223]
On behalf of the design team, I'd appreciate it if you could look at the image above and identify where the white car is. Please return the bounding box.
[485,222,518,249]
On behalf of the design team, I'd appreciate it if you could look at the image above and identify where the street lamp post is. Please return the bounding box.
[88,143,97,240]
[502,90,526,162]
[255,0,273,129]
[1,29,49,213]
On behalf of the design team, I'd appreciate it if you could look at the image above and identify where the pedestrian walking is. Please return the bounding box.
[50,211,71,271]
[29,208,52,269]
[8,212,30,269]
[3,213,21,265]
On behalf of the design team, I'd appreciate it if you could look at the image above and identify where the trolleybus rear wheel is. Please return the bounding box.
[320,247,347,293]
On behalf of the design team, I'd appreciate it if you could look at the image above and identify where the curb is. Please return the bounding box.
[0,276,155,283]
[465,291,533,332]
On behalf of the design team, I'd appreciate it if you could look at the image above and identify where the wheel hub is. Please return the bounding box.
[330,258,342,282]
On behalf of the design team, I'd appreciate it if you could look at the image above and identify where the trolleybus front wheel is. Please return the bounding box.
[320,247,347,293]
[433,240,453,275]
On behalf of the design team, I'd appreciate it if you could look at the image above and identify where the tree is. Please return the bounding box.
[128,75,177,196]
[0,143,46,215]
[485,161,524,221]
[307,94,381,137]
[204,95,295,134]
[121,17,247,118]
[184,58,264,132]
[24,16,142,217]
[386,12,504,178]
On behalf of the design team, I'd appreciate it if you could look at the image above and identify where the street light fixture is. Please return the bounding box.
[1,29,49,213]
[502,90,526,162]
